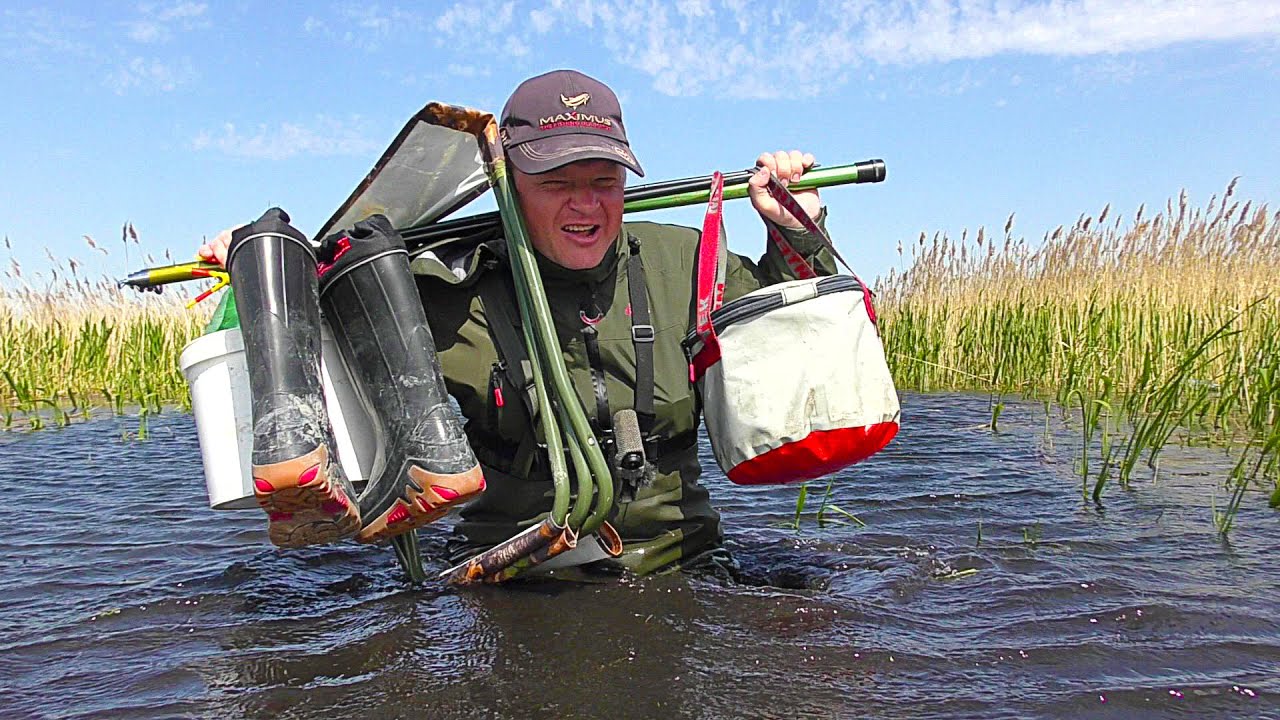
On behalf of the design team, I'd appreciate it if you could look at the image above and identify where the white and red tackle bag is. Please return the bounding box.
[684,172,900,485]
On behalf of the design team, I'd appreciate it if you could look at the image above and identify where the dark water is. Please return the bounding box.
[1,394,1277,720]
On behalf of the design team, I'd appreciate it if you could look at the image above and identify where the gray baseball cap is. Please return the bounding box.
[500,69,644,177]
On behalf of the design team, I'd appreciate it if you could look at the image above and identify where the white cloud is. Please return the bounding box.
[935,67,986,95]
[155,2,207,22]
[529,8,553,32]
[427,0,1280,99]
[854,0,1280,63]
[3,5,208,92]
[110,2,207,93]
[435,1,513,34]
[124,1,209,44]
[430,1,521,56]
[191,117,380,160]
[104,56,195,94]
[345,5,393,34]
[325,4,428,51]
[675,0,712,19]
[303,16,328,35]
[0,8,95,62]
[446,62,491,78]
[127,21,166,43]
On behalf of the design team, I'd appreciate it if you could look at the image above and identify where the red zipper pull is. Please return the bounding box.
[490,362,506,408]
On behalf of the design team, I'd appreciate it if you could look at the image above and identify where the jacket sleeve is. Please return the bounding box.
[721,207,838,304]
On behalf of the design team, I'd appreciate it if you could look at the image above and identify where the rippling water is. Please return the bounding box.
[1,393,1277,719]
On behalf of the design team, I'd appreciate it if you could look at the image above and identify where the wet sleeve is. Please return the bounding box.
[722,207,839,303]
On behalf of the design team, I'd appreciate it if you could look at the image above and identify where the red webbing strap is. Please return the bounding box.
[691,172,725,380]
[769,231,817,280]
[762,173,878,326]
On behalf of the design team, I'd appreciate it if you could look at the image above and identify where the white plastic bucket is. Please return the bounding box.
[179,326,379,510]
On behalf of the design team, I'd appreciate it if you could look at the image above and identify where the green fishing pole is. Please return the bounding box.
[621,161,884,213]
[118,160,886,291]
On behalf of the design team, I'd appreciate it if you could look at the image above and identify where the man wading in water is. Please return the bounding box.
[198,69,839,576]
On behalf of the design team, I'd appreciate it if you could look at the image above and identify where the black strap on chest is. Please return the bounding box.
[477,270,538,419]
[625,234,656,438]
[476,237,657,466]
[579,309,612,437]
[476,268,543,477]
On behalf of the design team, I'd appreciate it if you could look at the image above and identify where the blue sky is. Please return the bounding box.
[2,1,1278,289]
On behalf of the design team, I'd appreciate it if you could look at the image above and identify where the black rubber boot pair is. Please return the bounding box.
[227,209,483,548]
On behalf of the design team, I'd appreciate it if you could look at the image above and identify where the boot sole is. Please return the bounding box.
[357,464,486,544]
[253,446,361,548]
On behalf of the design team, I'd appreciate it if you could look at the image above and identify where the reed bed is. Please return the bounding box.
[876,181,1280,524]
[0,235,208,430]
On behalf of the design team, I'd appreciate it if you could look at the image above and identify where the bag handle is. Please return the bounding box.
[760,172,878,327]
[689,167,881,384]
[759,171,858,278]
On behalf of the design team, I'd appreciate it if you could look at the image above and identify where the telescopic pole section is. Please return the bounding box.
[119,161,886,289]
[398,160,885,252]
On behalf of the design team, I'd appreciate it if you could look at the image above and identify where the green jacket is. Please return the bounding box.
[412,212,837,574]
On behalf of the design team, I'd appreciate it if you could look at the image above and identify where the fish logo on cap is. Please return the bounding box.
[560,92,590,109]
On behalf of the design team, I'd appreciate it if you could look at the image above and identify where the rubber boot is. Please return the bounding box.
[227,208,361,548]
[317,214,485,545]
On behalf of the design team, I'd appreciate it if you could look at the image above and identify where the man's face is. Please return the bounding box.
[512,159,626,270]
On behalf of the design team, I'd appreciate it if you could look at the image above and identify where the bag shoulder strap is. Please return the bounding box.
[689,172,726,381]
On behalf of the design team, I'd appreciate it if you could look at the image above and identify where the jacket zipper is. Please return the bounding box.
[488,361,506,428]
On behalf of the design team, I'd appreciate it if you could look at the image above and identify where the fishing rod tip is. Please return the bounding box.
[118,270,146,289]
[117,268,164,292]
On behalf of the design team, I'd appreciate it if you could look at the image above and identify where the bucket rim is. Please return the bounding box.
[179,327,244,372]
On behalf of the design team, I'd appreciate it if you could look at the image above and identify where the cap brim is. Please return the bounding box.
[508,134,644,177]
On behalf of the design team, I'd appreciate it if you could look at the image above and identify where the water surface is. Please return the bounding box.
[1,394,1276,719]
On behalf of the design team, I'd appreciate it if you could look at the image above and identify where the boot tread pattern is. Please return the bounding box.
[357,464,485,544]
[253,447,361,548]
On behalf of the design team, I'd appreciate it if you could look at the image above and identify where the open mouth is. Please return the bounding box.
[561,224,601,242]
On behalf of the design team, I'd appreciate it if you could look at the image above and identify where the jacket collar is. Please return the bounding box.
[532,229,626,287]
[411,226,628,290]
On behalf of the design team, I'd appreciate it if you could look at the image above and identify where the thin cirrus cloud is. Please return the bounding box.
[303,5,429,51]
[0,7,96,63]
[303,2,520,55]
[111,2,207,93]
[854,0,1280,62]
[124,1,209,44]
[191,118,380,161]
[0,4,207,92]
[427,0,1280,98]
[104,56,196,95]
